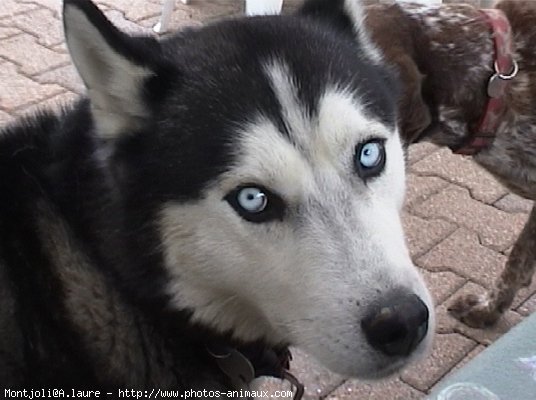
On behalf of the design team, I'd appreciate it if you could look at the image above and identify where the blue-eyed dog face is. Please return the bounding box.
[63,0,433,378]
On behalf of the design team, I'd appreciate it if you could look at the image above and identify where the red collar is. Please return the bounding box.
[453,9,518,156]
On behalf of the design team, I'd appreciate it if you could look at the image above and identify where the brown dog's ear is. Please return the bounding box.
[395,55,432,145]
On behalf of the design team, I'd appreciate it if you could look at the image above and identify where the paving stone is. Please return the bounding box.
[254,377,296,400]
[0,0,37,20]
[142,0,242,32]
[405,174,449,209]
[92,1,207,32]
[407,142,439,165]
[135,15,178,33]
[435,304,457,335]
[0,26,21,39]
[417,228,507,288]
[257,348,346,400]
[494,193,533,214]
[400,333,476,392]
[12,8,63,47]
[403,213,456,258]
[97,0,164,21]
[414,185,527,251]
[169,0,243,21]
[137,16,169,31]
[35,64,85,94]
[19,0,72,17]
[411,147,508,204]
[444,345,485,378]
[325,377,424,400]
[13,91,78,118]
[104,10,152,34]
[283,348,345,399]
[282,0,302,13]
[51,42,68,54]
[517,293,536,316]
[0,62,64,110]
[141,12,202,32]
[0,34,69,76]
[436,282,524,345]
[419,269,466,306]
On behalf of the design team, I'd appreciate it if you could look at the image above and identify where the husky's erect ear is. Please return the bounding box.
[298,0,382,63]
[63,0,166,139]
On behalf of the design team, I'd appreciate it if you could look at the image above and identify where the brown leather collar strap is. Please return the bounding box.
[454,9,517,156]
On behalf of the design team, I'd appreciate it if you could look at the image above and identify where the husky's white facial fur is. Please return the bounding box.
[160,60,434,378]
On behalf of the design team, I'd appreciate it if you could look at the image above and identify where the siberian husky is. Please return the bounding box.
[0,0,434,392]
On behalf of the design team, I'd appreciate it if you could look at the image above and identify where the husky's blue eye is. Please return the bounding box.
[355,139,386,180]
[225,185,285,223]
[360,142,381,168]
[237,187,267,213]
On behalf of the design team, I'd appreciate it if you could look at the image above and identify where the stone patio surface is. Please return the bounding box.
[0,0,534,399]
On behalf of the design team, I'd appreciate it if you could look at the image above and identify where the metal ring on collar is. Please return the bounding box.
[494,59,519,80]
[206,344,232,359]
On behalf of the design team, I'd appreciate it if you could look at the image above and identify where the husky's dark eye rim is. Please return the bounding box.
[225,185,285,223]
[355,139,386,180]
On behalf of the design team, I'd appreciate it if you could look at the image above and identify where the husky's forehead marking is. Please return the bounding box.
[228,117,313,201]
[262,60,309,145]
[254,59,394,172]
[222,89,394,205]
[315,89,394,162]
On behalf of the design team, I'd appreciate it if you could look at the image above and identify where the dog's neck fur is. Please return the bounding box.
[366,0,536,197]
[409,3,495,148]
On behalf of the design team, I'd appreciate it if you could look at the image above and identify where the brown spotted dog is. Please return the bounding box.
[364,0,536,328]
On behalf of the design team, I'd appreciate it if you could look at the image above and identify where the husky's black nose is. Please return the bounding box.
[361,292,429,357]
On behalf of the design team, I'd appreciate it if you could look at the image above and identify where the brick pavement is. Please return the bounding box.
[0,0,534,398]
